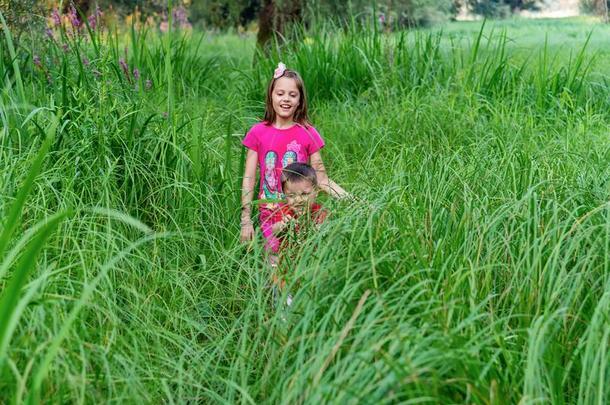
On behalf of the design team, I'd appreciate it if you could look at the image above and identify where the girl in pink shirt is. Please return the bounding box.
[240,62,348,251]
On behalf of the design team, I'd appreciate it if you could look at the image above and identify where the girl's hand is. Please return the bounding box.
[272,215,292,235]
[240,222,255,242]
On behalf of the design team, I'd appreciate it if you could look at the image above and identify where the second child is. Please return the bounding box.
[266,162,328,290]
[266,162,328,245]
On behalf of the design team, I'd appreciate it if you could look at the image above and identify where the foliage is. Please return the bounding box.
[189,0,258,29]
[31,0,553,31]
[464,0,541,18]
[181,0,456,30]
[307,0,455,27]
[0,13,609,403]
[580,0,610,15]
[0,0,45,41]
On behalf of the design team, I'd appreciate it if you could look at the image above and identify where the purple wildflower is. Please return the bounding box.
[173,6,188,26]
[51,9,61,26]
[68,6,81,29]
[119,58,128,73]
[119,58,132,83]
[62,43,70,53]
[172,6,192,30]
[145,79,152,90]
[82,57,90,67]
[33,55,42,69]
[45,28,54,41]
[87,6,103,30]
[88,14,97,30]
[133,68,140,80]
[159,6,191,33]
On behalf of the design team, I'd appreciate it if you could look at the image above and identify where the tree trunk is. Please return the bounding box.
[63,0,91,15]
[599,0,609,23]
[256,0,275,52]
[256,0,305,53]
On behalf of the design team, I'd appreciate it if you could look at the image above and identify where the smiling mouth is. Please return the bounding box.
[280,104,292,110]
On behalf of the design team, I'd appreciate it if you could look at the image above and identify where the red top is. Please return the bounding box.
[268,203,327,225]
[261,202,328,253]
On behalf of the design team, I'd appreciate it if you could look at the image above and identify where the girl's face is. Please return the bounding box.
[272,77,300,122]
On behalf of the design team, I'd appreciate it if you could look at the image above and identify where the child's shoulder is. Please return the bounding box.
[247,121,269,134]
[296,122,320,133]
[295,123,324,144]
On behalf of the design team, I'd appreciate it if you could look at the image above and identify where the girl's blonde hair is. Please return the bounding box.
[263,69,311,128]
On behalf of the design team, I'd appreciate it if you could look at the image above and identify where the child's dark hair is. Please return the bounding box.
[281,163,317,188]
[264,69,311,127]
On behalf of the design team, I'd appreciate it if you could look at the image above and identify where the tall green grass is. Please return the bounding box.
[0,15,609,403]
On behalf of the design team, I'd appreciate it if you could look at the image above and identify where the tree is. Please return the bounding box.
[256,0,305,51]
[597,0,609,22]
[190,0,257,29]
[580,0,609,22]
[504,0,538,11]
[63,0,91,15]
[0,0,45,42]
[466,0,540,17]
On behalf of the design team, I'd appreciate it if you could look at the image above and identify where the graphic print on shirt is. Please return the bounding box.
[282,151,297,168]
[285,140,304,163]
[262,150,279,201]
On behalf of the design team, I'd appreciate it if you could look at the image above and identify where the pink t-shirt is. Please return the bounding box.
[242,122,325,204]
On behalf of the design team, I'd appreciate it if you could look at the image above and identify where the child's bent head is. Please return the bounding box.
[281,163,318,212]
[264,64,310,126]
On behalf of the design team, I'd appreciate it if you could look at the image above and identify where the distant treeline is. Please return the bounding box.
[1,0,608,37]
[0,1,553,29]
[116,0,541,28]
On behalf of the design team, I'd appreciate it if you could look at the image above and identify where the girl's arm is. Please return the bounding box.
[309,151,349,199]
[271,216,290,235]
[240,149,258,242]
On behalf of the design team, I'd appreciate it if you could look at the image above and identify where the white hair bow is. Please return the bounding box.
[273,62,287,79]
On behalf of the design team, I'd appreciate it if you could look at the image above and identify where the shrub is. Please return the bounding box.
[0,0,45,42]
[466,0,540,18]
[579,0,610,16]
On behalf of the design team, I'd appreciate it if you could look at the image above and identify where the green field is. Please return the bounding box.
[1,17,609,403]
